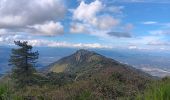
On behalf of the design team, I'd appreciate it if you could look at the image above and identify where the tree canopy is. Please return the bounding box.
[9,41,39,87]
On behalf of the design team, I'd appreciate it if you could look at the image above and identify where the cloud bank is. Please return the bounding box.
[0,0,66,35]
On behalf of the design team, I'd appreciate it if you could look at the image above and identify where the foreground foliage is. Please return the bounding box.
[0,72,149,100]
[137,77,170,100]
[0,74,170,100]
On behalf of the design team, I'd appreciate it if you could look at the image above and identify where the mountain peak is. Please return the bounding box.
[74,49,96,62]
[48,49,151,80]
[75,49,94,55]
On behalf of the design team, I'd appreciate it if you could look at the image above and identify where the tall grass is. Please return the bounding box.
[0,84,9,100]
[137,77,170,100]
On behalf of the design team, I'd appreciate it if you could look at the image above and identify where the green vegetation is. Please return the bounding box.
[0,84,8,100]
[0,72,150,100]
[1,74,169,100]
[9,41,39,87]
[137,77,170,100]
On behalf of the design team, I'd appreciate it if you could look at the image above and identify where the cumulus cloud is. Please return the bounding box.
[28,21,64,35]
[0,0,66,35]
[71,0,124,39]
[72,0,120,29]
[73,0,103,22]
[0,34,26,45]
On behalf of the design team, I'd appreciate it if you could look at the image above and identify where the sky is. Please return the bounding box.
[0,0,170,51]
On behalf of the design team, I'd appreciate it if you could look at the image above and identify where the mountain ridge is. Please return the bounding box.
[47,49,152,80]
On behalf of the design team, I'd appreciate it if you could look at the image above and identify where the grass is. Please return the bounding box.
[136,77,170,100]
[0,83,12,100]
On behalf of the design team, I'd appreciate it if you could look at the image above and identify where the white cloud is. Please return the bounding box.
[70,23,87,33]
[0,0,66,35]
[0,34,112,49]
[0,15,24,28]
[73,0,103,22]
[72,0,120,30]
[96,15,120,30]
[28,21,64,35]
[27,40,112,49]
[142,21,158,25]
[71,0,122,39]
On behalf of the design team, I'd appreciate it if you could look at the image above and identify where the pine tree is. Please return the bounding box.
[9,41,39,87]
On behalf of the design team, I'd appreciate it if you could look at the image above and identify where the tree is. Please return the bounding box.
[9,41,39,87]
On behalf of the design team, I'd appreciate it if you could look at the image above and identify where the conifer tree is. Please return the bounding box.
[9,41,39,87]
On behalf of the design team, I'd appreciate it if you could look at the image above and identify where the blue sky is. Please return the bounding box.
[0,0,170,51]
